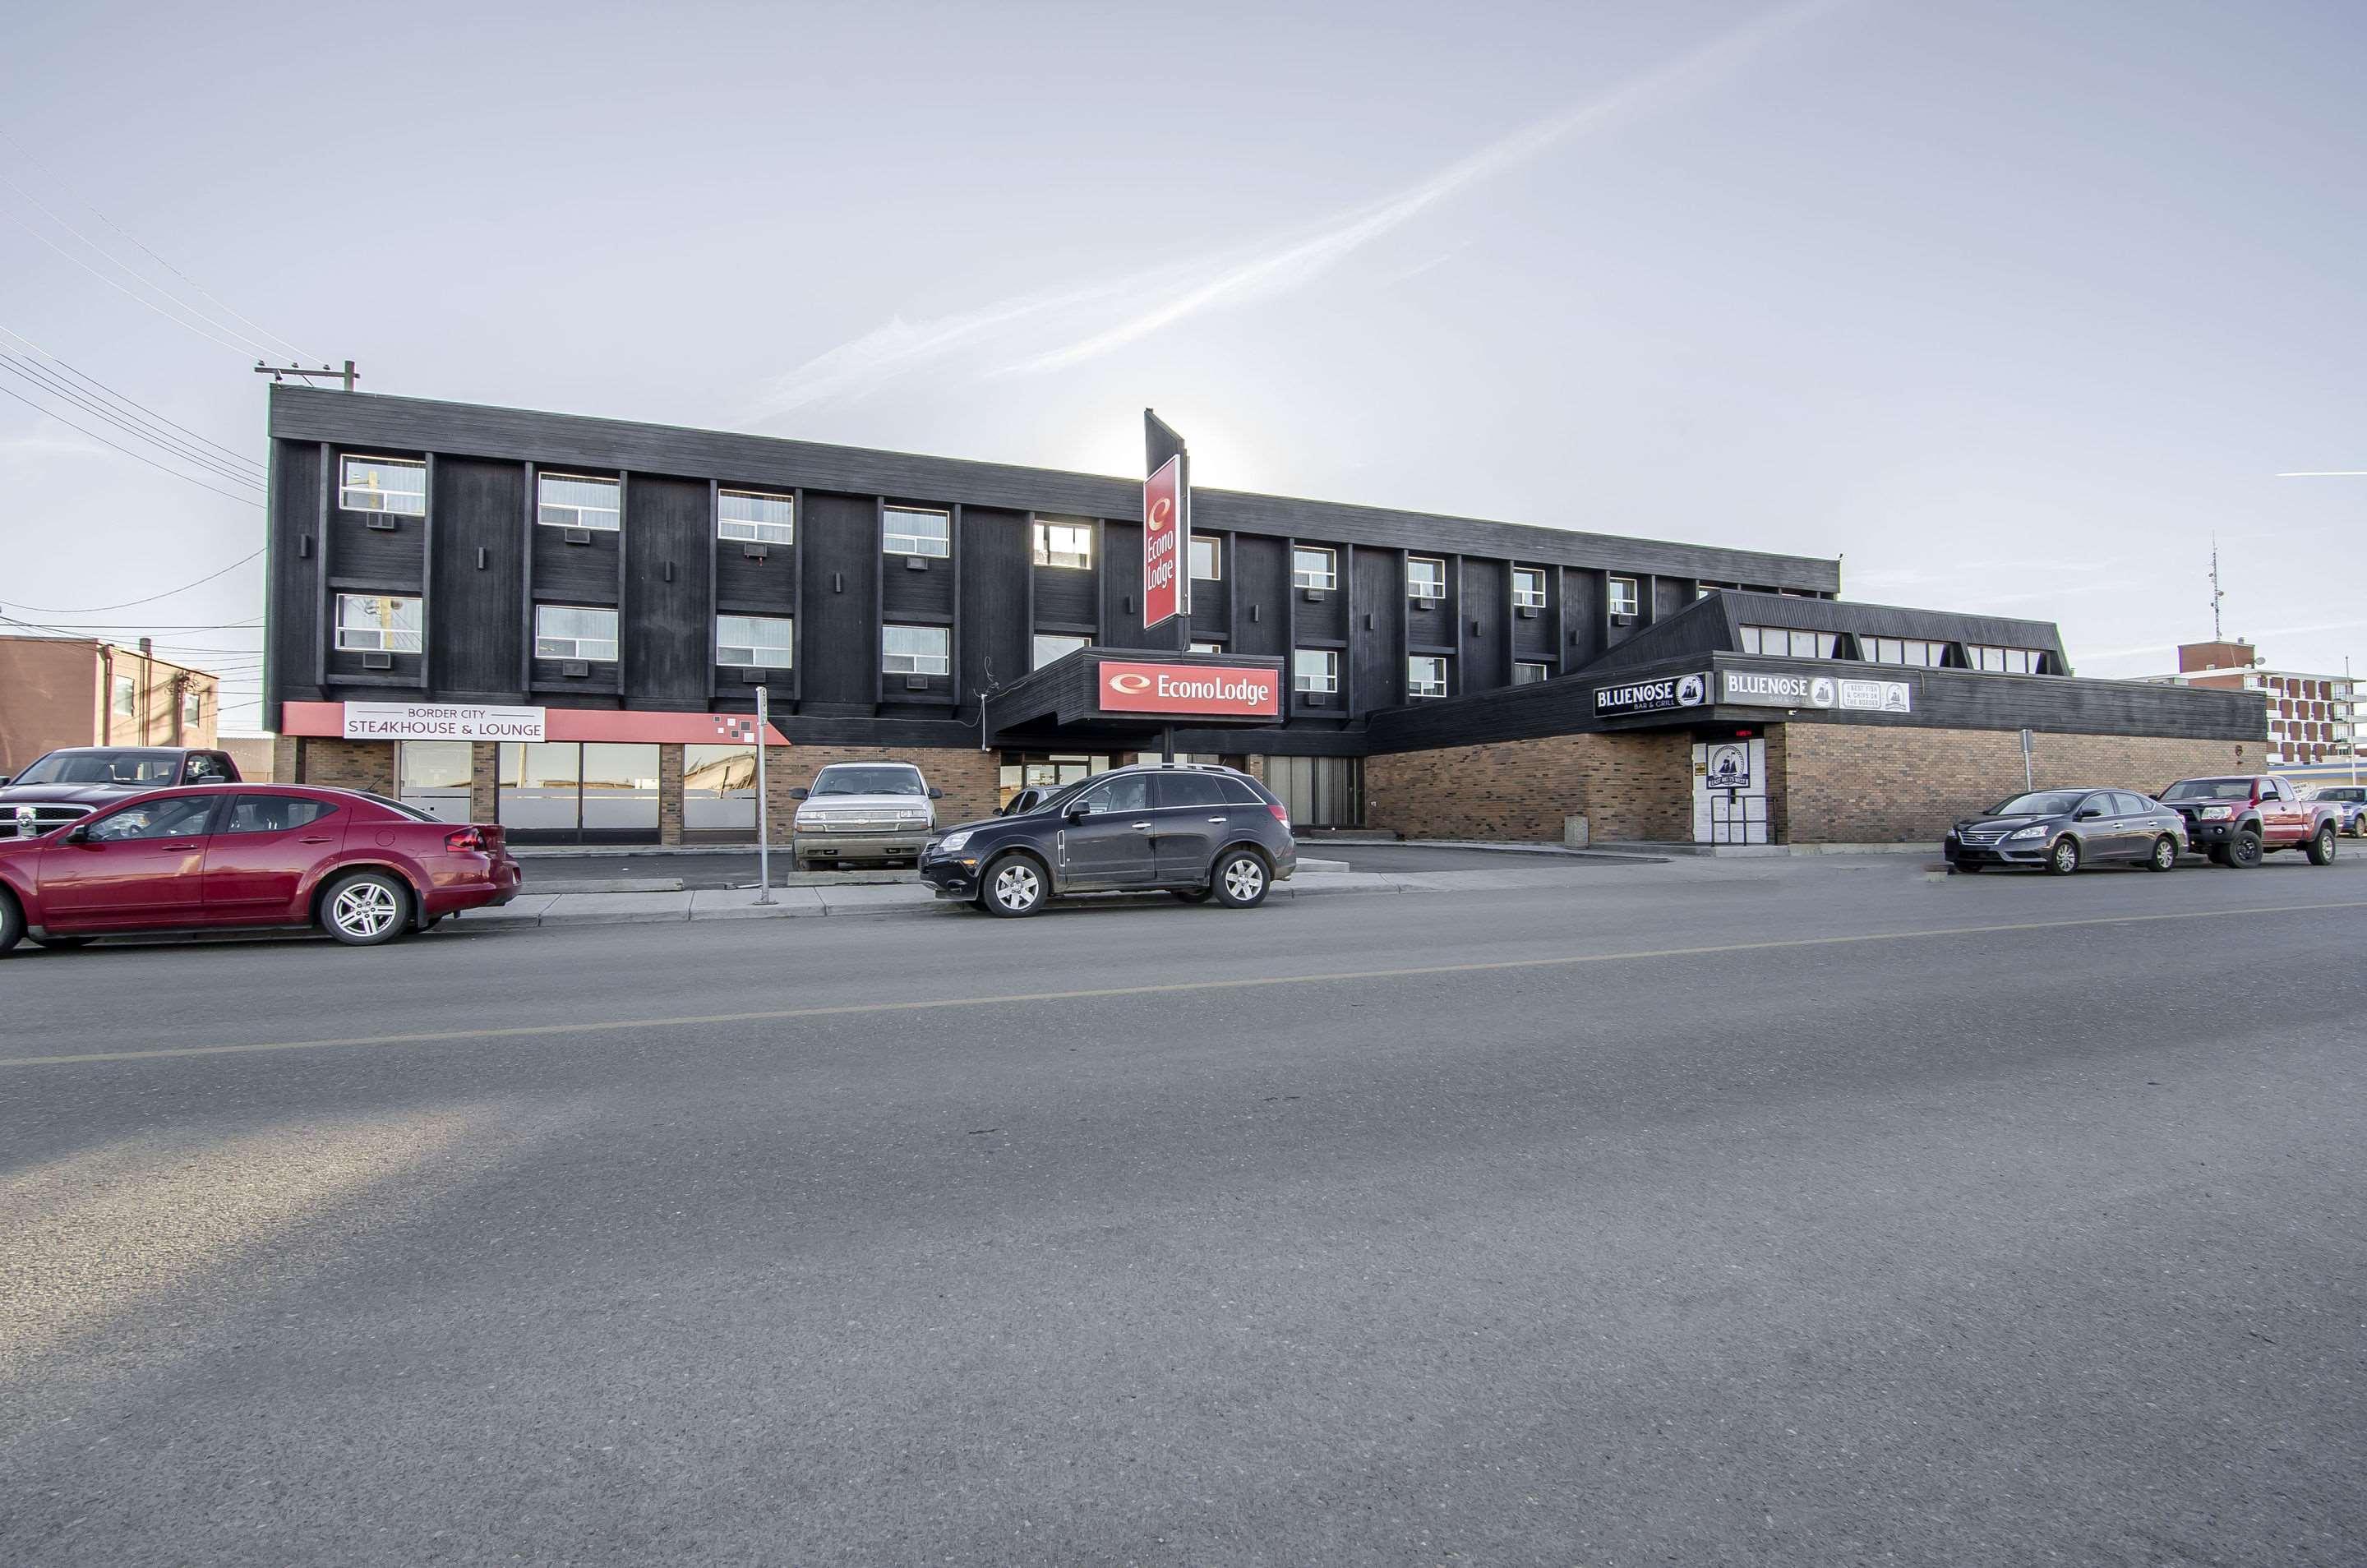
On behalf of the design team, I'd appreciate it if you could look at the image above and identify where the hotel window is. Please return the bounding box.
[1034,519,1094,570]
[716,614,792,669]
[1968,643,2043,675]
[883,624,950,676]
[1406,556,1446,602]
[1513,662,1550,685]
[339,454,426,516]
[336,593,424,653]
[534,605,618,662]
[1294,648,1339,694]
[1739,625,1837,659]
[1188,641,1223,654]
[1407,655,1448,699]
[884,506,952,558]
[537,473,620,531]
[1292,546,1337,591]
[1032,633,1089,669]
[1861,635,1947,668]
[1608,577,1640,617]
[1512,568,1547,610]
[718,489,794,545]
[1190,535,1221,580]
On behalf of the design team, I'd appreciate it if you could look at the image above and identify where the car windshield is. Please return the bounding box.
[2319,786,2362,802]
[812,766,925,796]
[2160,778,2253,802]
[1986,791,2087,817]
[11,749,182,786]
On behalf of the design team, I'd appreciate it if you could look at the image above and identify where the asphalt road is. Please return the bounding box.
[4,854,2363,1565]
[515,840,1599,888]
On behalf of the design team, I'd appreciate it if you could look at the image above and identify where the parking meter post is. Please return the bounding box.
[754,686,774,906]
[2020,727,2034,793]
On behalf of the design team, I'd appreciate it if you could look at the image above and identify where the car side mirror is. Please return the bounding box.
[0,775,12,786]
[2075,806,2102,820]
[1066,804,1091,822]
[928,786,944,800]
[788,787,810,800]
[62,824,90,844]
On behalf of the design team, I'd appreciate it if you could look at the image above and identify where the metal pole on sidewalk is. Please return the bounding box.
[754,686,774,906]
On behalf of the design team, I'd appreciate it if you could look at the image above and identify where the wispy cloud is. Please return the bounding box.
[752,0,1843,417]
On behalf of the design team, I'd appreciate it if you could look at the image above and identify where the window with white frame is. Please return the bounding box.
[538,473,620,531]
[1033,519,1093,570]
[718,489,794,545]
[1407,655,1448,699]
[716,615,792,669]
[883,624,950,676]
[1738,625,1838,659]
[1032,633,1089,669]
[336,593,424,653]
[1513,662,1550,685]
[1189,641,1222,653]
[1608,577,1640,617]
[884,506,952,558]
[1406,556,1445,602]
[1190,535,1221,580]
[1860,635,1948,667]
[110,673,135,719]
[181,687,202,727]
[1293,648,1339,693]
[535,604,618,662]
[339,455,427,516]
[1512,568,1547,610]
[1293,547,1337,591]
[1968,643,2043,674]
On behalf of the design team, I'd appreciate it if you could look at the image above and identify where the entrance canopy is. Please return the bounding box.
[982,648,1285,745]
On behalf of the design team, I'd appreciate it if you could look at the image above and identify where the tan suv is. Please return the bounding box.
[789,762,943,870]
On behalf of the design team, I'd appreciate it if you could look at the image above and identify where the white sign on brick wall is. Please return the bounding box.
[342,703,547,740]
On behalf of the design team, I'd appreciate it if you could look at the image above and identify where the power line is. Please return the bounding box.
[4,206,261,357]
[0,384,265,506]
[0,546,265,614]
[0,355,265,488]
[0,323,264,473]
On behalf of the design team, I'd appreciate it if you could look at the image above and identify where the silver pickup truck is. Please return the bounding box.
[789,762,944,870]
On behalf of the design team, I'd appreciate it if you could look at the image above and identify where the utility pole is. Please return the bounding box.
[252,360,359,391]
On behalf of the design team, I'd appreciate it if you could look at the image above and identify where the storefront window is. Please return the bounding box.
[581,744,661,833]
[498,741,661,842]
[399,740,475,823]
[1261,755,1363,828]
[997,752,1111,809]
[683,743,759,834]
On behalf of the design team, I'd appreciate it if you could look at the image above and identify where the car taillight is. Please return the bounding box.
[1267,803,1290,828]
[445,828,485,852]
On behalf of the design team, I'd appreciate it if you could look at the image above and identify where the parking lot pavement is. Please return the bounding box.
[4,855,2363,1565]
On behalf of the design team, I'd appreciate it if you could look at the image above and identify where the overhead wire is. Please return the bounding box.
[0,546,266,615]
[0,355,264,488]
[0,323,263,474]
[0,384,264,506]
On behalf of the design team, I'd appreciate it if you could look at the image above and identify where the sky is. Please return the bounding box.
[3,0,2364,731]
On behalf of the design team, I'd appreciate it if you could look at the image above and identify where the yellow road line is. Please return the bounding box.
[7,898,2365,1071]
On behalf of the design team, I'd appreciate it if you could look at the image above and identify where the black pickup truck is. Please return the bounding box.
[0,746,241,841]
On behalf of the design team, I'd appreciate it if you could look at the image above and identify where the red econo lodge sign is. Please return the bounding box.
[1143,454,1187,629]
[1097,661,1280,718]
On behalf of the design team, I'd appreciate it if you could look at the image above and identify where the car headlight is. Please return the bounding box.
[2007,824,2050,841]
[2198,805,2234,819]
[936,829,971,853]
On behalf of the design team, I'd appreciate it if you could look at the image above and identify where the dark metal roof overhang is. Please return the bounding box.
[981,648,1288,745]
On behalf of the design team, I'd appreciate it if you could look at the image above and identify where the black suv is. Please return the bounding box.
[921,762,1296,916]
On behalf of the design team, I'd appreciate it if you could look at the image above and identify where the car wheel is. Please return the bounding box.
[321,869,412,945]
[2305,825,2337,867]
[981,853,1049,917]
[0,891,22,956]
[2146,835,2179,873]
[1173,886,1216,902]
[28,934,94,948]
[2227,829,2262,869]
[1212,849,1271,908]
[2047,836,2081,876]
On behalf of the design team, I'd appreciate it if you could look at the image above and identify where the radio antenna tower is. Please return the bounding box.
[2208,536,2225,641]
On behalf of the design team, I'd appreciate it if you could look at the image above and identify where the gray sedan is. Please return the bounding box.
[1945,788,2188,875]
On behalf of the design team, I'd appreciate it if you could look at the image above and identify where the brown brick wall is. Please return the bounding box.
[294,738,397,796]
[1365,731,1695,843]
[762,745,1003,830]
[658,745,685,846]
[1780,723,2255,843]
[469,743,501,822]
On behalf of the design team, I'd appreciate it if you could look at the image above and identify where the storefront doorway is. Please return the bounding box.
[1262,755,1363,828]
[1691,736,1769,845]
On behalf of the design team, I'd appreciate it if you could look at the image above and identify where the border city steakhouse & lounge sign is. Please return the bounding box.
[343,702,547,740]
[1096,662,1280,719]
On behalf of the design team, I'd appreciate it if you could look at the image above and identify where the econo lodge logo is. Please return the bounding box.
[1109,672,1154,694]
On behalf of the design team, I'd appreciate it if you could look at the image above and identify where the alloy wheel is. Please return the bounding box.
[993,861,1041,912]
[2052,839,2079,875]
[1224,857,1265,902]
[332,881,401,939]
[2152,837,2176,871]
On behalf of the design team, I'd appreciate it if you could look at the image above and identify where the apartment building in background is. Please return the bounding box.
[2140,639,2355,768]
[0,635,221,778]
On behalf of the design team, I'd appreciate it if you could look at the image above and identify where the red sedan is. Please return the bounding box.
[0,784,521,953]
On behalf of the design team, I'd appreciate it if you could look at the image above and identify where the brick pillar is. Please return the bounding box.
[471,744,501,823]
[1763,724,1789,845]
[658,745,685,846]
[271,734,301,786]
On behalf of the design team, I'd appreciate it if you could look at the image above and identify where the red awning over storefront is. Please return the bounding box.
[279,701,788,746]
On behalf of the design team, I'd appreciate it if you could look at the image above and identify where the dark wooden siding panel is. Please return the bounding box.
[1351,546,1402,714]
[1032,559,1098,631]
[1101,519,1147,648]
[1293,541,1349,643]
[267,440,323,707]
[622,473,711,706]
[959,507,1030,711]
[1231,537,1288,657]
[529,519,621,604]
[1511,565,1556,662]
[881,549,956,620]
[714,500,796,616]
[327,452,425,591]
[1566,569,1606,668]
[1187,529,1229,645]
[1461,559,1507,692]
[801,491,881,709]
[429,457,526,697]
